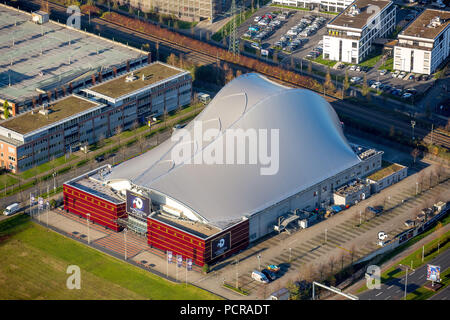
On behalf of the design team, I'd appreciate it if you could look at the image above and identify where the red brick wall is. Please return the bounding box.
[147,217,249,267]
[205,219,249,265]
[63,184,126,231]
[147,218,206,266]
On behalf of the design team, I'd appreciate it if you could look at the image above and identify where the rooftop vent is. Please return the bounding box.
[125,72,138,83]
[346,5,360,17]
[427,16,442,28]
[39,108,52,116]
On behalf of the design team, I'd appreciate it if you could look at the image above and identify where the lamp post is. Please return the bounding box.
[411,120,416,140]
[289,248,292,262]
[257,254,261,271]
[52,172,57,192]
[399,264,414,300]
[124,227,127,260]
[235,259,239,289]
[86,213,90,244]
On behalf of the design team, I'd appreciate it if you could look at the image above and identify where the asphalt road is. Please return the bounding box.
[358,247,450,300]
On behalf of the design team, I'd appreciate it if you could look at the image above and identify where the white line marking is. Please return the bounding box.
[419,275,424,279]
[385,296,391,300]
[387,285,394,290]
[376,292,383,297]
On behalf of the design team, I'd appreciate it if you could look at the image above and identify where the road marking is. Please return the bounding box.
[387,285,394,290]
[375,292,383,297]
[419,275,424,279]
[385,296,391,300]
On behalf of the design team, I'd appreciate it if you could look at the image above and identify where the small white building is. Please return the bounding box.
[333,179,371,206]
[367,161,407,193]
[322,0,396,64]
[393,9,450,75]
[31,11,49,25]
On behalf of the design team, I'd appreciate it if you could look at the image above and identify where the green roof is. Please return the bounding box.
[89,63,183,99]
[1,96,98,135]
[368,161,404,181]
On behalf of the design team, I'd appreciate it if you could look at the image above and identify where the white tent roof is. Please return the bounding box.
[106,74,361,229]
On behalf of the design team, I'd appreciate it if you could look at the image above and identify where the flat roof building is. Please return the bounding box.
[393,9,450,75]
[323,0,396,63]
[0,62,192,173]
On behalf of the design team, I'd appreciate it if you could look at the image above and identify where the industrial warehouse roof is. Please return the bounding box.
[328,0,392,30]
[106,74,361,229]
[0,95,100,135]
[399,9,450,40]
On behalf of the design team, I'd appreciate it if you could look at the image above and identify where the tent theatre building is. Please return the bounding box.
[63,73,383,266]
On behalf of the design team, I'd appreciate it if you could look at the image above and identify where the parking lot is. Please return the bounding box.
[237,7,331,60]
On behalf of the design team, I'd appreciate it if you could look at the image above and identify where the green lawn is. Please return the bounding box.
[19,154,78,180]
[359,53,383,68]
[312,56,338,68]
[0,214,220,300]
[0,174,19,189]
[379,57,394,72]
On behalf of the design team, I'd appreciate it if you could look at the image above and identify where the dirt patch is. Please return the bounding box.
[0,235,10,243]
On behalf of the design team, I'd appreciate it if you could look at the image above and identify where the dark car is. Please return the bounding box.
[367,206,383,215]
[95,155,105,163]
[261,269,277,281]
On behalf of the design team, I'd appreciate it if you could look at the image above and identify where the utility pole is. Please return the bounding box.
[399,264,414,300]
[411,120,416,140]
[257,254,261,271]
[289,248,292,262]
[228,0,239,56]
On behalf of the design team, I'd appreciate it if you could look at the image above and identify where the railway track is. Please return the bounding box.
[11,1,450,149]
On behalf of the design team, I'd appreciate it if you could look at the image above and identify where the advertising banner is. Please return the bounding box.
[177,255,183,268]
[167,251,173,264]
[187,258,192,271]
[126,190,151,218]
[427,264,441,282]
[211,232,231,259]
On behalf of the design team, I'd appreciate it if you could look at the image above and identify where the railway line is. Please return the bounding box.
[10,0,450,149]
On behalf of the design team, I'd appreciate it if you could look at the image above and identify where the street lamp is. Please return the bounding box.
[87,213,90,244]
[289,248,292,262]
[257,254,261,271]
[124,227,128,260]
[52,172,57,192]
[399,264,414,300]
[411,120,416,140]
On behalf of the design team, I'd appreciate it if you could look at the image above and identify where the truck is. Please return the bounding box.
[3,203,20,216]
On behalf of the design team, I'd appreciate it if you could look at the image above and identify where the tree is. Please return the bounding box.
[411,148,420,164]
[324,67,335,92]
[343,69,350,91]
[361,73,369,97]
[307,61,312,74]
[116,125,123,146]
[286,280,299,300]
[112,1,119,11]
[3,100,10,119]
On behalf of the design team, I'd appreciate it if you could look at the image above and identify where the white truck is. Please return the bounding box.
[3,203,20,216]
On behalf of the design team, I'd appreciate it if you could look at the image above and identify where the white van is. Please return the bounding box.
[252,270,269,283]
[4,203,20,216]
[197,92,211,104]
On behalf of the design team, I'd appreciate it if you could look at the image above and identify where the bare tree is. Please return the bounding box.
[137,133,146,153]
[328,256,336,275]
[349,244,356,264]
[116,125,123,146]
[411,148,420,165]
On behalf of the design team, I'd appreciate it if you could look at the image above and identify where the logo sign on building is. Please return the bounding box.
[187,258,192,271]
[30,195,35,206]
[177,255,183,268]
[126,190,150,218]
[427,265,441,282]
[261,49,269,56]
[211,232,231,259]
[167,251,173,264]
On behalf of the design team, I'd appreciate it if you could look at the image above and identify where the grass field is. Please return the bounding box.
[0,214,220,300]
[0,174,19,189]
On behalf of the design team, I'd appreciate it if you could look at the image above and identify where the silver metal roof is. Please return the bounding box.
[107,74,361,229]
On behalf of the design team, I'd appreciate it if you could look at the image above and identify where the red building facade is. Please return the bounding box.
[63,184,127,231]
[147,217,249,267]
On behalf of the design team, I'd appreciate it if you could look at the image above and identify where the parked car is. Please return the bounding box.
[392,70,400,78]
[95,155,105,163]
[349,65,357,71]
[267,264,280,273]
[379,69,388,76]
[350,76,362,84]
[398,71,407,79]
[402,92,413,99]
[3,203,20,216]
[252,270,269,283]
[408,74,415,81]
[254,16,261,22]
[366,206,383,215]
[261,269,277,281]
